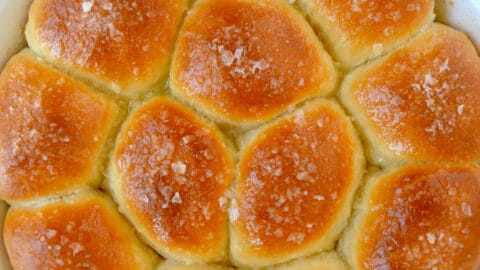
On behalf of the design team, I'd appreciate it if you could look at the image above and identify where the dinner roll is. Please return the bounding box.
[340,23,480,166]
[230,99,364,268]
[297,0,435,69]
[340,164,480,270]
[170,0,337,127]
[26,0,187,97]
[267,252,347,270]
[3,189,159,270]
[2,0,480,269]
[0,49,119,203]
[108,97,235,264]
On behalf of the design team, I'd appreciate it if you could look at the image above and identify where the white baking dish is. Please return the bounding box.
[0,0,479,269]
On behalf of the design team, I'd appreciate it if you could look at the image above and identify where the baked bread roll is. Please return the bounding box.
[230,99,364,268]
[0,49,119,203]
[170,0,337,127]
[340,164,480,269]
[3,189,158,269]
[297,0,435,69]
[26,0,187,97]
[340,23,480,166]
[108,97,235,264]
[1,0,480,269]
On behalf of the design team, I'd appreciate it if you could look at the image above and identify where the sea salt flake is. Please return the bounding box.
[287,232,305,244]
[272,168,283,176]
[171,161,186,175]
[171,192,182,204]
[46,229,57,239]
[220,50,235,67]
[439,58,450,73]
[296,172,308,180]
[424,74,438,85]
[273,228,284,237]
[133,67,139,76]
[55,259,64,266]
[140,194,149,203]
[293,111,306,125]
[251,60,270,73]
[384,27,394,36]
[457,104,465,115]
[69,243,84,256]
[82,0,95,13]
[461,202,473,216]
[313,195,325,201]
[426,232,436,244]
[234,47,244,62]
[218,197,227,208]
[316,119,325,128]
[251,238,263,246]
[298,78,305,87]
[182,136,193,144]
[352,3,361,12]
[102,2,113,10]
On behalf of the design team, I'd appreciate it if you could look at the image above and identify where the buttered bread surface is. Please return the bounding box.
[0,0,479,269]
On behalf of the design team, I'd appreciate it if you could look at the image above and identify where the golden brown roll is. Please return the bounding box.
[230,99,364,268]
[340,164,480,270]
[0,49,119,203]
[108,97,235,264]
[26,0,187,97]
[3,189,159,270]
[267,252,348,270]
[340,23,480,166]
[170,0,337,126]
[297,0,435,68]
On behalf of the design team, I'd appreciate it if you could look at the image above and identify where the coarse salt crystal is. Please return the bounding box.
[140,194,149,203]
[461,202,473,216]
[82,1,94,13]
[218,197,227,208]
[69,243,84,256]
[439,58,450,73]
[426,232,436,244]
[102,2,113,10]
[296,172,308,180]
[316,119,324,128]
[171,161,186,175]
[171,192,182,204]
[46,229,57,239]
